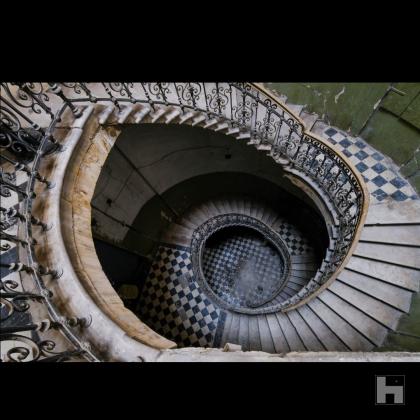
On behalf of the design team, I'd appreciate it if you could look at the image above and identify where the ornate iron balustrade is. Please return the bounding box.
[190,213,292,313]
[0,83,368,359]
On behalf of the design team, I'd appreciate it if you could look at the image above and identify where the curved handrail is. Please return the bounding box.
[0,82,369,360]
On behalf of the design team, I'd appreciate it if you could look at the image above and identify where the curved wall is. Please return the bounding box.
[91,123,324,256]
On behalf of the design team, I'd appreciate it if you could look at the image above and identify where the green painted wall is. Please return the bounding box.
[265,82,420,193]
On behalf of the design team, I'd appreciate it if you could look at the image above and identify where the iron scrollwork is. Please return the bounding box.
[0,81,367,356]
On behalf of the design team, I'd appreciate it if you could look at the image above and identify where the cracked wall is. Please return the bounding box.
[265,83,420,194]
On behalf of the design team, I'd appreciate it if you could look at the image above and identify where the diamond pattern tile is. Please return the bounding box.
[322,128,418,203]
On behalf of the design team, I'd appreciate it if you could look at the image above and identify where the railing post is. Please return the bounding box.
[48,83,84,118]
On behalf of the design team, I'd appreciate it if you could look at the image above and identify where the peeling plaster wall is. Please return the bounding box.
[265,83,420,193]
[91,123,321,258]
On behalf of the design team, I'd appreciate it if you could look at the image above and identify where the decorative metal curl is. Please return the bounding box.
[1,83,54,119]
[176,83,202,109]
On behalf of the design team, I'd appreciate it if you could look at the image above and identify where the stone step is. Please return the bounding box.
[307,298,373,351]
[222,198,235,214]
[214,122,229,132]
[238,198,247,216]
[286,311,325,351]
[203,118,219,129]
[360,225,420,246]
[165,108,182,124]
[236,132,251,140]
[300,110,319,131]
[317,289,389,347]
[281,289,294,299]
[365,201,420,225]
[275,312,306,351]
[345,256,420,292]
[354,242,420,269]
[133,105,152,123]
[243,198,253,217]
[187,207,209,226]
[213,198,228,215]
[256,143,272,151]
[265,313,289,353]
[229,198,241,214]
[203,200,220,219]
[257,315,275,353]
[192,114,206,126]
[285,103,304,118]
[310,120,330,138]
[196,202,212,220]
[248,315,261,351]
[284,282,303,293]
[117,105,135,124]
[177,215,199,231]
[262,207,278,227]
[238,315,250,351]
[98,104,116,125]
[220,312,234,347]
[290,262,319,271]
[290,254,319,264]
[178,111,196,124]
[290,269,317,278]
[150,107,167,123]
[328,279,403,330]
[226,313,241,346]
[259,204,275,226]
[287,275,309,287]
[252,201,263,220]
[338,268,413,312]
[296,305,348,351]
[161,223,193,247]
[249,201,260,219]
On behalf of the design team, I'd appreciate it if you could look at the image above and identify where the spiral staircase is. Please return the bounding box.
[1,82,419,362]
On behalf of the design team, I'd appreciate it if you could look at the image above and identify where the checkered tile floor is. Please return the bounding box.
[276,219,315,256]
[136,215,319,346]
[202,227,285,307]
[137,244,220,347]
[322,127,418,203]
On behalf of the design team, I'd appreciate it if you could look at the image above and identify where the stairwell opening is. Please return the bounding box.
[201,225,288,309]
[91,123,331,350]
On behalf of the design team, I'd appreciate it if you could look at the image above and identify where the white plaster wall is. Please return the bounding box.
[92,123,308,242]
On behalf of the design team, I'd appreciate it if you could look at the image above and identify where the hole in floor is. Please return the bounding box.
[202,226,286,308]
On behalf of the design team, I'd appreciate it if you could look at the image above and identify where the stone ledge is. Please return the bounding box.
[157,348,420,362]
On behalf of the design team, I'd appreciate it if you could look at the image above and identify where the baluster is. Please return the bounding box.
[0,206,50,231]
[0,231,35,247]
[0,97,62,155]
[140,83,155,111]
[79,83,97,102]
[48,83,83,118]
[4,261,63,279]
[101,83,121,110]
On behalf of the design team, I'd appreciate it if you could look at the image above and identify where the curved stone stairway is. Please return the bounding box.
[2,82,419,362]
[135,91,420,353]
[165,196,320,302]
[137,194,420,352]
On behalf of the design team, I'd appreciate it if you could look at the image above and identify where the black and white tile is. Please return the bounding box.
[202,228,285,307]
[275,219,315,256]
[322,127,418,203]
[137,244,220,347]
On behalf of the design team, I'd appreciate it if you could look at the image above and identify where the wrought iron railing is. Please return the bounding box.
[0,83,368,360]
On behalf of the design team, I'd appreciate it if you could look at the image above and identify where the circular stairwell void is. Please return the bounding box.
[90,124,331,350]
[202,226,286,309]
[193,216,291,311]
